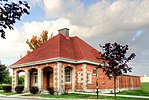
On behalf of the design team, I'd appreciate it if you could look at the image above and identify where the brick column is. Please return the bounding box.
[54,62,63,94]
[24,69,30,92]
[12,70,18,92]
[54,65,58,91]
[59,64,65,93]
[38,68,43,92]
[83,64,87,91]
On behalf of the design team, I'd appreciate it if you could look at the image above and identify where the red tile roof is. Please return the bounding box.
[11,34,102,67]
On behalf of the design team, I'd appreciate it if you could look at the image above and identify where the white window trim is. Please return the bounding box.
[78,71,83,83]
[87,72,92,84]
[33,72,38,86]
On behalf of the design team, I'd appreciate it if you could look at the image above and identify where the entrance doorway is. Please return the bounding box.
[43,67,53,89]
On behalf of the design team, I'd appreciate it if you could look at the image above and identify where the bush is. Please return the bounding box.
[3,86,12,92]
[29,86,39,94]
[15,86,24,93]
[0,86,3,90]
[47,87,54,95]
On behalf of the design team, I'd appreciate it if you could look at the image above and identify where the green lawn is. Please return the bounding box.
[0,82,149,99]
[118,82,149,96]
[0,90,16,96]
[22,93,148,100]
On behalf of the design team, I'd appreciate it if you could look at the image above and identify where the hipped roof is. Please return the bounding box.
[11,34,101,67]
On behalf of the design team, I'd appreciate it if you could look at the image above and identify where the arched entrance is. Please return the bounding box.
[16,70,25,86]
[43,67,53,90]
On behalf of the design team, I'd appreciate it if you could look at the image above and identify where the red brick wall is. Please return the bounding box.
[75,64,83,90]
[118,75,140,89]
[13,62,141,92]
[85,64,140,90]
[86,64,115,90]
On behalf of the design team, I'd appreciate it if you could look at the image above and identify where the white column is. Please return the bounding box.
[38,68,43,92]
[57,62,61,93]
[24,70,30,92]
[72,68,76,91]
[83,64,87,91]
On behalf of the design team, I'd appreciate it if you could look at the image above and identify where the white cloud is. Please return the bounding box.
[1,0,149,75]
[0,28,28,58]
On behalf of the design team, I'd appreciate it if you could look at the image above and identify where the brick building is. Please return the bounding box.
[10,28,140,93]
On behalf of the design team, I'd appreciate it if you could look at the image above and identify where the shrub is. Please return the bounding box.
[29,86,39,94]
[3,86,12,92]
[47,87,54,95]
[0,86,3,90]
[15,86,24,93]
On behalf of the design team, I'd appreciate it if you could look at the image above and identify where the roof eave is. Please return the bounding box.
[9,57,100,69]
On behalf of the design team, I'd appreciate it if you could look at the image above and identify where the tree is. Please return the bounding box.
[4,75,12,84]
[0,64,10,84]
[0,0,30,39]
[26,30,48,51]
[18,75,24,85]
[100,42,136,99]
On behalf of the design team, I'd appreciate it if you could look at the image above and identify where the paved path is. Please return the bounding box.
[99,93,149,99]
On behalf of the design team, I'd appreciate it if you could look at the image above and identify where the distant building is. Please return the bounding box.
[141,75,149,82]
[10,28,141,93]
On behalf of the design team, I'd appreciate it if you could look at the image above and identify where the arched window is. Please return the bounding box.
[65,67,71,83]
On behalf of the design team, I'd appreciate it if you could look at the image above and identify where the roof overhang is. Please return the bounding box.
[10,57,100,69]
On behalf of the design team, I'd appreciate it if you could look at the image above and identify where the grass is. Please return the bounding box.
[0,82,149,99]
[118,82,149,96]
[22,93,148,100]
[0,90,16,96]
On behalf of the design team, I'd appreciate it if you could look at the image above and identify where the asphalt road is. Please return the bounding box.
[0,97,36,100]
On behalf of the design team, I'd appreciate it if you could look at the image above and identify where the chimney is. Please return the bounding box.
[58,28,69,37]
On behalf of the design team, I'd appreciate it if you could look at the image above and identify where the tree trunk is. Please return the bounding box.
[114,75,116,99]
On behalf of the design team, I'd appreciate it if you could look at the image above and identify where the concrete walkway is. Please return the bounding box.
[74,92,149,99]
[99,93,149,99]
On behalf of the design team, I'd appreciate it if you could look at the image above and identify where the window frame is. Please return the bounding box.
[93,68,97,76]
[87,72,92,84]
[65,67,71,84]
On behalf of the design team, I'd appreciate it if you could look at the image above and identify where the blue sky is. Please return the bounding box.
[1,0,149,76]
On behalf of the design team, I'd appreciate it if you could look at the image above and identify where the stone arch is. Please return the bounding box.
[42,66,54,90]
[16,69,25,73]
[28,67,38,71]
[16,69,25,86]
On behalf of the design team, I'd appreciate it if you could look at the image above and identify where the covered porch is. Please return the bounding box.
[12,64,75,93]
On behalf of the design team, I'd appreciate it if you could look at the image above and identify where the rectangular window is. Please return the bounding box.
[87,72,92,84]
[34,76,37,83]
[65,68,71,83]
[93,68,97,75]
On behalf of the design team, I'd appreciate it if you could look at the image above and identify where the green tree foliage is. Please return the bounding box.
[0,64,11,84]
[0,0,30,39]
[4,73,12,84]
[18,75,24,85]
[100,42,136,99]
